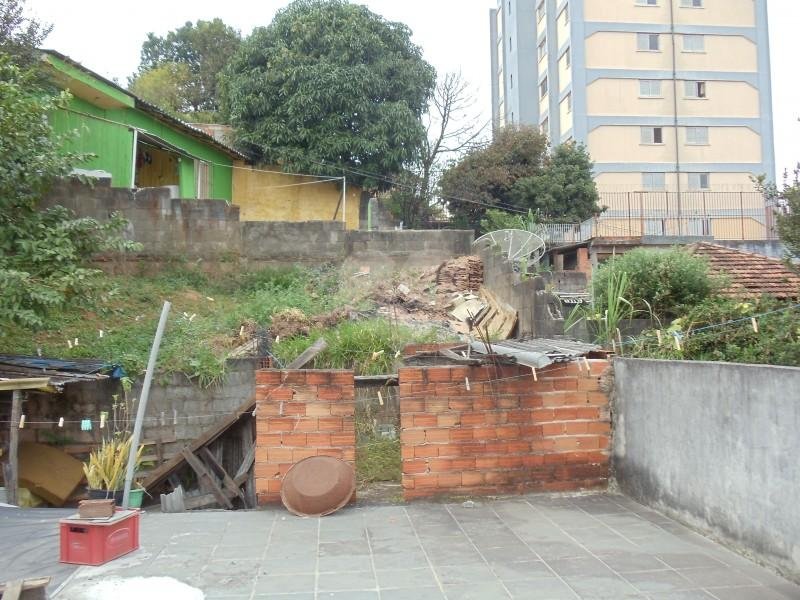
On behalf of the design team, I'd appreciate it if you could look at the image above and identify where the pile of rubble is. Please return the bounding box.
[433,256,484,294]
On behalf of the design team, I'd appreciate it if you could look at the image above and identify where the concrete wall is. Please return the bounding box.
[479,246,589,337]
[42,179,473,270]
[716,239,787,259]
[613,358,800,581]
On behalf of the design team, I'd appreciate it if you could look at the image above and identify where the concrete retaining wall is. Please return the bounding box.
[42,179,473,269]
[613,358,800,581]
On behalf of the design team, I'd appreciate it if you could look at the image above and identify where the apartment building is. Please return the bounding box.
[489,0,775,195]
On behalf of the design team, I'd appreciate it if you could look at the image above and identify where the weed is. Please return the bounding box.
[356,437,401,484]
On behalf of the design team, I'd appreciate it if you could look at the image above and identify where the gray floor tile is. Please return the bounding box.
[317,592,379,600]
[621,569,696,593]
[381,587,446,599]
[678,567,761,588]
[704,586,788,600]
[435,563,497,585]
[318,554,374,572]
[490,560,556,582]
[505,579,580,599]
[253,573,315,594]
[647,592,716,600]
[562,573,641,599]
[443,582,512,599]
[377,567,440,589]
[594,550,670,573]
[317,570,377,592]
[656,552,728,569]
[253,595,315,600]
[547,557,616,578]
[372,550,431,569]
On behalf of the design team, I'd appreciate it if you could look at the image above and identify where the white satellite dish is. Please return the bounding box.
[472,229,546,270]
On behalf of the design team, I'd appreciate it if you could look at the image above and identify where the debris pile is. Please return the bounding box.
[433,256,484,293]
[270,308,349,340]
[449,286,517,339]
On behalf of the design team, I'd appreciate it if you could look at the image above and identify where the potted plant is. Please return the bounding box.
[83,436,145,507]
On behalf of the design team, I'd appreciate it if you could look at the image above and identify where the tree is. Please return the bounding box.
[133,19,241,119]
[387,72,486,228]
[510,142,601,223]
[772,165,800,262]
[438,126,549,229]
[0,0,50,68]
[222,0,436,188]
[128,62,193,118]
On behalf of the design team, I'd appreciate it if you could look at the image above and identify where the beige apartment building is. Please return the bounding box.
[490,0,776,238]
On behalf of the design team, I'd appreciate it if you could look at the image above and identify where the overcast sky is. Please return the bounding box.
[26,0,800,182]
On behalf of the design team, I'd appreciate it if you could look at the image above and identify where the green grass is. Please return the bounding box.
[0,264,440,385]
[356,437,401,484]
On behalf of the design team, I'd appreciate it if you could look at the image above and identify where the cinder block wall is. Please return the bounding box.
[254,369,356,504]
[399,361,611,500]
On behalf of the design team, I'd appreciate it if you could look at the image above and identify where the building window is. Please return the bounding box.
[537,0,545,22]
[510,74,513,89]
[683,34,705,52]
[636,0,658,5]
[508,0,512,15]
[511,112,515,124]
[538,38,547,60]
[639,79,662,97]
[637,33,660,52]
[540,117,549,135]
[509,35,513,52]
[560,5,570,25]
[686,126,709,145]
[641,126,664,145]
[684,80,707,98]
[642,172,666,191]
[564,47,571,68]
[680,0,703,7]
[540,77,548,98]
[195,160,211,198]
[688,172,711,190]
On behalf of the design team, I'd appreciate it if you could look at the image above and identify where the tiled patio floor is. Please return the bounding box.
[54,494,800,599]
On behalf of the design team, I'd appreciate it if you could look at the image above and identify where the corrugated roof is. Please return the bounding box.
[0,355,122,391]
[41,49,247,161]
[470,338,601,369]
[690,243,800,300]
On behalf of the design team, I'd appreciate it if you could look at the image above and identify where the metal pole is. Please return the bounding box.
[122,301,171,509]
[740,191,745,240]
[342,176,347,226]
[7,390,22,506]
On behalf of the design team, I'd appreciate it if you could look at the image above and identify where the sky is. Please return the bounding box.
[24,0,800,182]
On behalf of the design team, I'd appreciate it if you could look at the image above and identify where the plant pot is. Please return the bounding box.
[88,487,145,507]
[128,488,144,508]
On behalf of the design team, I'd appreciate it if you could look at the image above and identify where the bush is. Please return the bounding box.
[631,297,800,367]
[592,248,717,320]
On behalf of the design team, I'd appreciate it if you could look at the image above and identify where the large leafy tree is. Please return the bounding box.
[132,18,241,119]
[222,0,436,188]
[128,62,194,118]
[0,2,138,327]
[773,166,800,262]
[439,126,601,231]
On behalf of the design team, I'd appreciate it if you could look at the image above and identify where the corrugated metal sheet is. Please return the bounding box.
[470,338,601,369]
[0,355,122,390]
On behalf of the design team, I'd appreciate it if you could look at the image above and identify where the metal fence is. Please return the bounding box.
[537,191,780,246]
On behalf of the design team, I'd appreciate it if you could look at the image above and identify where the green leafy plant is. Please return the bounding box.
[82,437,144,491]
[567,269,636,347]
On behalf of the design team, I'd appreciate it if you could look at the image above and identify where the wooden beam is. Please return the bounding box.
[142,397,255,492]
[181,448,233,509]
[0,576,50,599]
[201,447,245,503]
[286,338,328,369]
[7,390,22,506]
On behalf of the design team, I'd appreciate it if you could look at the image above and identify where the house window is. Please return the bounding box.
[642,172,666,191]
[537,0,545,22]
[683,34,705,52]
[538,38,547,60]
[639,79,662,97]
[688,172,711,190]
[564,47,571,68]
[680,0,703,7]
[636,0,658,5]
[540,77,548,98]
[641,126,664,145]
[195,160,211,198]
[685,80,707,98]
[686,126,709,145]
[637,33,660,51]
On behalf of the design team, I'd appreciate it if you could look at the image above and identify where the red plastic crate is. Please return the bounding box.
[59,509,140,565]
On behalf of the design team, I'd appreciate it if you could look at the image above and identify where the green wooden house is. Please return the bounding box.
[43,50,244,201]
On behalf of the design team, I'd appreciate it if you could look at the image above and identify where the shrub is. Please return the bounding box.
[592,248,716,320]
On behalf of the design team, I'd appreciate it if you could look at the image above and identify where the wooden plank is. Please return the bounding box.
[239,425,256,509]
[7,390,22,506]
[201,447,245,503]
[142,397,255,492]
[183,492,218,511]
[3,579,23,600]
[286,337,328,369]
[0,577,50,596]
[181,448,233,509]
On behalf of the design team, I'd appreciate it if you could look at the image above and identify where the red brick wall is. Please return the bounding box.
[399,361,611,500]
[254,369,355,505]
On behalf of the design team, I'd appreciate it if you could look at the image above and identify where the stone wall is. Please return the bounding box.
[42,179,473,269]
[399,360,611,500]
[613,358,800,581]
[253,369,356,504]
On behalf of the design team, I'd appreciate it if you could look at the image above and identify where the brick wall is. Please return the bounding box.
[254,369,356,505]
[399,361,611,500]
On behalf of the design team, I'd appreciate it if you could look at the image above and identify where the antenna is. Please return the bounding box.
[472,229,546,273]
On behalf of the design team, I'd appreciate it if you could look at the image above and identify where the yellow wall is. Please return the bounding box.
[596,172,759,192]
[558,50,572,92]
[232,162,361,230]
[557,4,570,48]
[586,79,759,118]
[677,36,757,72]
[588,126,761,164]
[584,0,755,28]
[593,216,766,240]
[586,32,674,70]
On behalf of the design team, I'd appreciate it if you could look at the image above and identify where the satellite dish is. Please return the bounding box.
[473,229,546,270]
